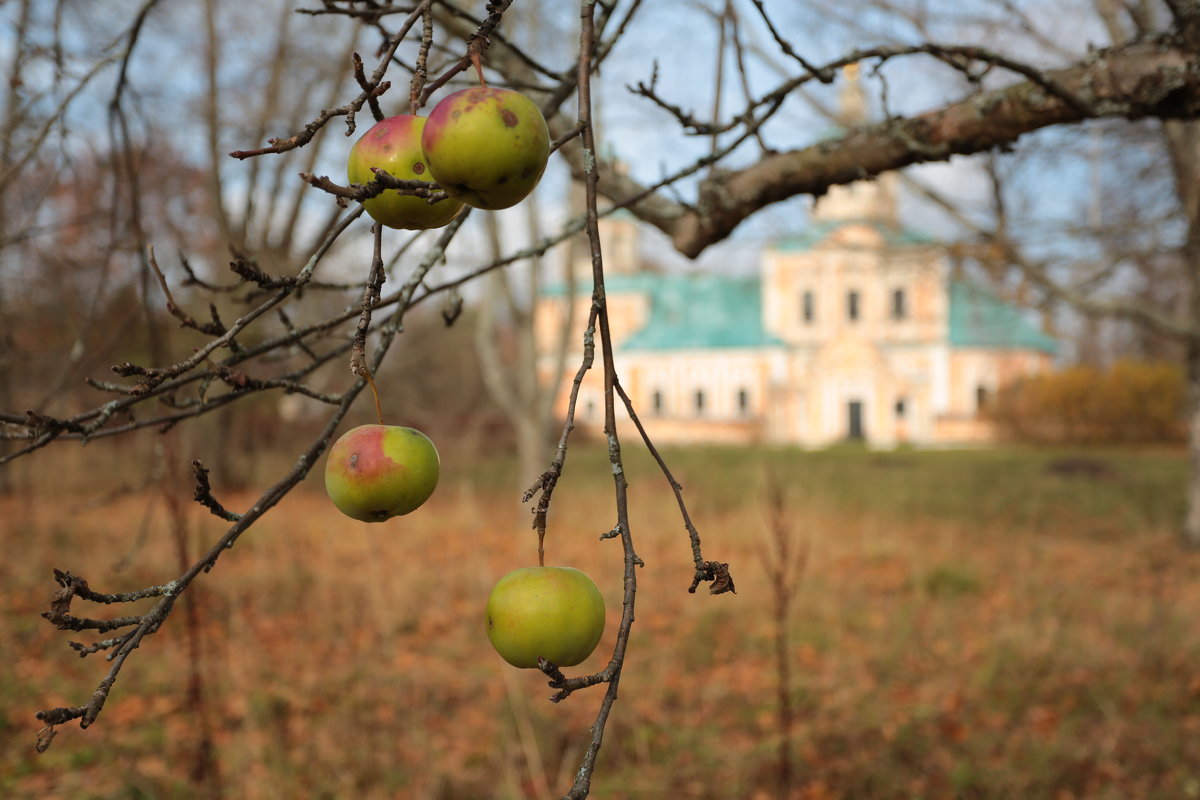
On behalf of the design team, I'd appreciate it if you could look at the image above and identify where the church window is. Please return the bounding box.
[802,291,815,323]
[737,388,750,415]
[694,389,706,415]
[976,385,990,412]
[652,389,664,415]
[895,397,907,418]
[847,290,860,322]
[892,287,907,320]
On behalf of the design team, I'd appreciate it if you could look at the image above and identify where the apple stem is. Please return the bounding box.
[363,367,384,426]
[470,50,487,88]
[538,529,545,567]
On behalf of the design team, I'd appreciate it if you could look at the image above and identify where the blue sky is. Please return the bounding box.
[1,0,1174,320]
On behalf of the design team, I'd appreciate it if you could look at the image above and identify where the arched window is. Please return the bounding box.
[802,290,815,323]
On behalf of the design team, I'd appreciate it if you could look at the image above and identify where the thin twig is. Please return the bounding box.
[547,6,641,798]
[613,380,734,593]
[228,1,432,158]
[191,459,241,522]
[523,306,599,566]
[415,0,515,105]
[353,51,385,123]
[410,5,434,114]
[351,225,388,425]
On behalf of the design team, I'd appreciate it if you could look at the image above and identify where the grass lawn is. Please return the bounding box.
[2,440,1197,799]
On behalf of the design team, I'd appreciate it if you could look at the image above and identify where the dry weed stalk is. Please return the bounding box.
[759,475,811,796]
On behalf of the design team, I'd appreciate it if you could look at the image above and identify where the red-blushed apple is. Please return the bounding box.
[324,424,440,522]
[347,115,464,230]
[421,87,550,211]
[485,566,606,669]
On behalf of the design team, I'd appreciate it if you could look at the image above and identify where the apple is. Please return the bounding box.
[323,424,440,522]
[421,87,550,211]
[485,566,606,669]
[347,114,464,230]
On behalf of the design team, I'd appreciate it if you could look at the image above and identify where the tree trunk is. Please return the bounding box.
[1159,118,1200,545]
[515,414,547,504]
[0,0,31,495]
[1185,339,1200,546]
[0,280,12,494]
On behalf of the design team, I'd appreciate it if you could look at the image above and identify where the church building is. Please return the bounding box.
[535,79,1056,448]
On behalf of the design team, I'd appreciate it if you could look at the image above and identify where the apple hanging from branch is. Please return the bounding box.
[486,566,606,669]
[347,114,464,230]
[324,424,440,522]
[421,87,550,211]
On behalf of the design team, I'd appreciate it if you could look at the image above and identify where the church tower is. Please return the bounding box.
[810,64,899,227]
[566,162,641,280]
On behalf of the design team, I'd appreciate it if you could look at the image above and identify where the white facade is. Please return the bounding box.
[536,178,1055,447]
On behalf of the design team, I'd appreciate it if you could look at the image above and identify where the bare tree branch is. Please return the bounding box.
[608,36,1200,257]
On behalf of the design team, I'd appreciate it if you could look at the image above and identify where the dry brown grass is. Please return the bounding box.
[2,442,1200,799]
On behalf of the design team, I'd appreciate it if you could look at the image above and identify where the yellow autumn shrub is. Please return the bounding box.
[990,359,1186,444]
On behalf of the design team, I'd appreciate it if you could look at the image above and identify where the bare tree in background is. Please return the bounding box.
[475,202,577,489]
[454,1,581,492]
[6,0,1200,797]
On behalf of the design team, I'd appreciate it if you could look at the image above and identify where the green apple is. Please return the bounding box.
[485,566,606,669]
[324,424,440,522]
[347,114,464,230]
[421,87,550,210]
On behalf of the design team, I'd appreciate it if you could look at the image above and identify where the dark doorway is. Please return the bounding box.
[847,400,865,440]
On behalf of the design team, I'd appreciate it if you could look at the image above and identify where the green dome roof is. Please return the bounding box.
[948,280,1057,354]
[621,274,784,351]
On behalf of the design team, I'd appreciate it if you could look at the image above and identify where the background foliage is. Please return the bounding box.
[989,360,1187,445]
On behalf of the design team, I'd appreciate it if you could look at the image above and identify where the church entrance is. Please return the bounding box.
[847,400,865,440]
